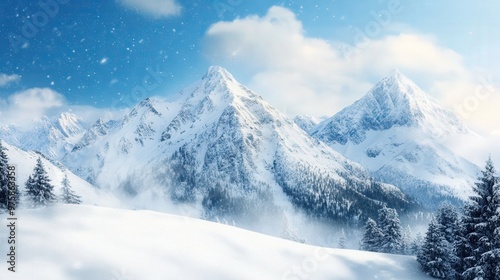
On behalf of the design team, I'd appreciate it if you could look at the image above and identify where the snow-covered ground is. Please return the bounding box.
[0,204,432,280]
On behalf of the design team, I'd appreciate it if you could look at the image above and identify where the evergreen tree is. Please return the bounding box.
[25,158,56,207]
[492,182,500,279]
[338,228,347,249]
[453,158,499,280]
[0,140,10,210]
[60,173,82,204]
[436,202,459,245]
[378,206,403,254]
[361,218,384,252]
[418,219,454,279]
[454,204,480,280]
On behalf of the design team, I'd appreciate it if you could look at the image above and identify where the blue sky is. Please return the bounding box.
[0,0,499,134]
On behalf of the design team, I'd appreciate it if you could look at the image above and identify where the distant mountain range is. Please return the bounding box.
[0,112,88,159]
[0,66,490,226]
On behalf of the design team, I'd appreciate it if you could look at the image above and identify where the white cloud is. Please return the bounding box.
[0,73,21,87]
[117,0,181,18]
[0,88,66,125]
[205,6,364,115]
[0,88,127,126]
[205,6,500,136]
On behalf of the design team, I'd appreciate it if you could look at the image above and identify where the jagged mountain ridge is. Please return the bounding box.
[311,70,479,207]
[62,66,416,224]
[72,118,120,152]
[0,112,89,160]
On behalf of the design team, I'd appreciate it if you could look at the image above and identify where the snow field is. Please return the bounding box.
[0,204,432,280]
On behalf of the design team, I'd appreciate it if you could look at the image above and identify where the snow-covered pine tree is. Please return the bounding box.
[378,206,403,254]
[361,218,384,252]
[338,228,347,249]
[0,140,10,210]
[25,157,56,207]
[477,162,500,280]
[435,202,459,245]
[454,204,480,280]
[456,158,499,280]
[418,219,454,279]
[0,141,18,211]
[491,181,500,280]
[60,173,82,204]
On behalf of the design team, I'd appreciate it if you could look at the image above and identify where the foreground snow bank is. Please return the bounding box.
[0,205,431,280]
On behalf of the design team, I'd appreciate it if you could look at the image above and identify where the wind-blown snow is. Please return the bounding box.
[0,204,432,280]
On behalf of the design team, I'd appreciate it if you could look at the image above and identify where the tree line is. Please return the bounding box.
[360,205,422,255]
[360,157,500,279]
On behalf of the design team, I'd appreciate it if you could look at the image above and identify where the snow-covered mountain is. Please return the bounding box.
[0,204,433,280]
[294,114,327,132]
[0,112,89,160]
[0,140,119,207]
[63,66,416,226]
[71,118,119,152]
[311,70,480,207]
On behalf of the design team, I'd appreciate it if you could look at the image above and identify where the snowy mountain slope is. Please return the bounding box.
[294,114,327,132]
[311,70,480,206]
[63,97,180,189]
[0,140,119,207]
[0,204,433,280]
[62,66,416,225]
[71,118,120,152]
[0,112,89,160]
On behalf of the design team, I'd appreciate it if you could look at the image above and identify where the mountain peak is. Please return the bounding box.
[312,71,467,145]
[57,111,79,120]
[54,112,88,138]
[205,65,230,75]
[373,69,425,100]
[388,68,402,77]
[186,65,258,103]
[127,97,162,118]
[137,97,156,108]
[362,71,438,126]
[202,66,237,84]
[382,68,411,86]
